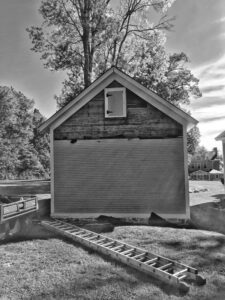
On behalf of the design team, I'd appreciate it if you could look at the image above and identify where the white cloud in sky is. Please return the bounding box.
[214,16,225,23]
[190,54,225,151]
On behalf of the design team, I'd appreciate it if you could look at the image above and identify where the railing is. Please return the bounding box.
[0,196,38,223]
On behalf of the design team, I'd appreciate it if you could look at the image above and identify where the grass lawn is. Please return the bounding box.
[0,181,50,198]
[0,225,225,300]
[189,180,225,206]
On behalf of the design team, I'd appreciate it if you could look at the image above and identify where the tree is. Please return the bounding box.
[0,87,50,179]
[187,126,201,155]
[138,52,202,107]
[27,0,175,102]
[27,0,201,153]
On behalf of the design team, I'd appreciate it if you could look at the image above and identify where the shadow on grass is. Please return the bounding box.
[0,223,59,245]
[161,234,225,272]
[212,194,225,201]
[1,230,188,297]
[29,250,186,299]
[51,236,190,297]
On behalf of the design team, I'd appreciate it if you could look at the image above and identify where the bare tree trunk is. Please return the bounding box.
[82,0,92,87]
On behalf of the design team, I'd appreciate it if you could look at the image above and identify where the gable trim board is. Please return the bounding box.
[39,67,197,132]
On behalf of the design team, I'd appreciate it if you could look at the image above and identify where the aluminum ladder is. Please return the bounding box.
[42,219,206,292]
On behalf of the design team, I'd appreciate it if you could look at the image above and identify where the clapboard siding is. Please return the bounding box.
[54,139,185,215]
[54,82,182,140]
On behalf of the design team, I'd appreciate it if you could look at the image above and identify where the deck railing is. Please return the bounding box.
[0,196,38,223]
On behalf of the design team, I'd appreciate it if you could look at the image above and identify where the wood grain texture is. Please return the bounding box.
[54,82,182,140]
[53,139,185,216]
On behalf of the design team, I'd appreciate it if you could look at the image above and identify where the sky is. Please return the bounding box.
[0,0,224,152]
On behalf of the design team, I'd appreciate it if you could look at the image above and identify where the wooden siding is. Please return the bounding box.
[54,82,182,140]
[54,138,185,216]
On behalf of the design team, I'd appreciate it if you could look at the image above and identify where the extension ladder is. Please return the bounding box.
[42,219,206,292]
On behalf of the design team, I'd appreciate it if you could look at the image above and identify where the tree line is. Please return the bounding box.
[0,87,50,179]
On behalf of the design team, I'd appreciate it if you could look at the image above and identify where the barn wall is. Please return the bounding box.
[54,81,182,140]
[53,138,186,217]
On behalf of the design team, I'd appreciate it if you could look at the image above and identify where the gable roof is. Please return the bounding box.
[215,130,225,141]
[191,170,209,175]
[39,67,198,132]
[209,169,223,174]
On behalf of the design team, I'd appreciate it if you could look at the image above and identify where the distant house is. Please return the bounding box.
[188,147,220,174]
[39,67,197,220]
[215,131,225,184]
[209,169,224,181]
[190,170,209,181]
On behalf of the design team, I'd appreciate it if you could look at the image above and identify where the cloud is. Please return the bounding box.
[201,85,225,94]
[214,16,225,23]
[190,55,225,150]
[193,54,225,78]
[191,97,225,110]
[198,115,225,123]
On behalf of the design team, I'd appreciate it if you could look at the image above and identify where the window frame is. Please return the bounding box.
[104,87,127,118]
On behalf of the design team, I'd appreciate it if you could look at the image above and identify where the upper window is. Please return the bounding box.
[104,88,126,118]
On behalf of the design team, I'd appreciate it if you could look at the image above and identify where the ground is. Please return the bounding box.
[0,225,225,300]
[0,180,225,299]
[189,180,225,206]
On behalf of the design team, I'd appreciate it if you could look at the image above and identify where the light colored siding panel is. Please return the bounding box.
[54,139,185,215]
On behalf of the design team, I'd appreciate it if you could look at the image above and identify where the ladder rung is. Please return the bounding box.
[174,268,188,277]
[55,223,70,227]
[120,248,134,256]
[85,235,97,240]
[88,236,99,241]
[96,238,107,244]
[158,263,173,270]
[149,262,157,267]
[144,258,158,265]
[81,233,93,238]
[56,225,72,229]
[65,228,79,233]
[75,230,85,235]
[67,229,79,232]
[103,241,115,248]
[133,253,146,260]
[111,245,124,251]
[78,231,89,236]
[178,275,187,281]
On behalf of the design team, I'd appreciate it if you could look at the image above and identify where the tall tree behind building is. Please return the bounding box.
[27,0,201,153]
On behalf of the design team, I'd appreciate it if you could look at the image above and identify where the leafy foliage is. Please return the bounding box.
[187,126,201,155]
[27,0,176,104]
[0,87,50,179]
[27,0,201,153]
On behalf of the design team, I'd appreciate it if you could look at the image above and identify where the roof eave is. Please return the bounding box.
[215,131,225,141]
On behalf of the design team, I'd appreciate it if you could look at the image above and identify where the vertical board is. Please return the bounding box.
[223,141,225,187]
[54,138,185,216]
